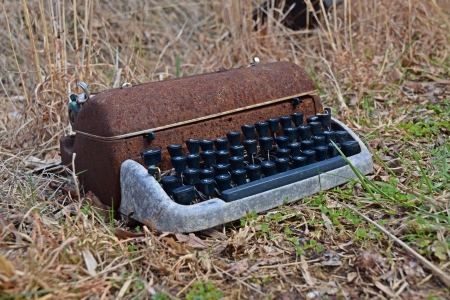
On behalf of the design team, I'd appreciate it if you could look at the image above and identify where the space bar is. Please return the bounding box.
[219,156,347,202]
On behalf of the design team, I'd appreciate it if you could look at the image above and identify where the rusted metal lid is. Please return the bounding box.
[75,61,318,139]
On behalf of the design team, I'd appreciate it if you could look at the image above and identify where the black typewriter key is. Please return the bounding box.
[261,161,276,177]
[229,156,245,170]
[243,139,258,155]
[183,168,200,185]
[140,148,162,166]
[280,116,292,128]
[245,164,261,182]
[302,150,316,165]
[167,144,182,158]
[198,178,215,197]
[214,163,230,176]
[291,112,304,126]
[185,139,200,153]
[186,153,201,169]
[147,166,157,176]
[275,136,289,149]
[276,148,291,158]
[335,131,348,143]
[255,121,269,137]
[226,131,241,146]
[284,127,298,142]
[259,136,273,152]
[172,185,195,205]
[230,145,245,156]
[200,139,214,151]
[216,174,232,192]
[292,156,307,168]
[215,138,229,151]
[199,168,215,180]
[312,135,326,147]
[171,156,187,173]
[200,150,216,167]
[287,142,301,157]
[341,140,360,156]
[301,140,315,151]
[275,157,290,173]
[314,146,328,161]
[317,112,331,128]
[216,150,230,164]
[231,169,247,186]
[161,176,178,196]
[267,118,280,133]
[306,115,319,123]
[309,122,322,135]
[327,143,339,158]
[297,125,311,140]
[241,124,256,139]
[323,131,335,144]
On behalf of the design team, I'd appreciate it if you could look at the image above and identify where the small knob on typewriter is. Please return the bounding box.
[309,122,322,136]
[261,161,276,177]
[306,116,319,123]
[215,138,229,151]
[302,150,316,165]
[231,169,247,186]
[301,140,314,151]
[312,135,325,147]
[243,139,258,155]
[275,136,289,149]
[259,136,273,152]
[291,112,304,126]
[276,148,290,159]
[241,124,256,139]
[200,150,216,168]
[198,178,215,197]
[200,139,214,151]
[199,168,215,179]
[216,174,232,192]
[267,118,280,133]
[140,148,162,166]
[327,142,340,157]
[216,150,230,164]
[226,131,241,146]
[245,164,261,182]
[255,122,269,137]
[230,145,245,157]
[172,185,195,205]
[184,168,200,185]
[171,156,187,173]
[186,153,201,169]
[287,142,301,157]
[214,163,230,176]
[167,144,182,158]
[323,131,335,144]
[280,116,292,129]
[317,112,332,128]
[275,157,290,173]
[341,140,360,156]
[161,176,178,196]
[292,156,307,168]
[186,139,200,153]
[314,146,328,161]
[283,127,298,142]
[335,131,348,144]
[229,156,245,170]
[297,125,311,140]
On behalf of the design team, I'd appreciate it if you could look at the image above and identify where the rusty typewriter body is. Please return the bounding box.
[60,61,372,232]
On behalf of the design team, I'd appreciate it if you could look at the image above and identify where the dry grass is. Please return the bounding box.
[1,0,450,299]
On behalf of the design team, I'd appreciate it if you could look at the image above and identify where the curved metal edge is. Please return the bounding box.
[119,118,373,232]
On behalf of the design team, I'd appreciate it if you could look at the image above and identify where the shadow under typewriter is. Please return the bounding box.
[120,118,372,232]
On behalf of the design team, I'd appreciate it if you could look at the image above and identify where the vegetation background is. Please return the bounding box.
[1,0,449,299]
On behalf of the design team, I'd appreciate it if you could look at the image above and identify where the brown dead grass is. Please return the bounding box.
[1,0,450,299]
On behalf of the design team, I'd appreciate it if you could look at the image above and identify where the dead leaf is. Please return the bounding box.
[175,233,208,249]
[0,252,15,278]
[425,74,450,85]
[300,255,315,286]
[228,258,248,276]
[433,240,448,260]
[198,228,227,240]
[81,248,98,276]
[321,213,333,233]
[114,228,145,240]
[321,259,342,267]
[374,281,395,297]
[278,266,295,285]
[347,272,357,282]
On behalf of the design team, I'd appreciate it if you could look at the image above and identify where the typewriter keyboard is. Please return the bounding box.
[140,112,360,204]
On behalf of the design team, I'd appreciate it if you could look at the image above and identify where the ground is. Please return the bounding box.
[1,0,450,299]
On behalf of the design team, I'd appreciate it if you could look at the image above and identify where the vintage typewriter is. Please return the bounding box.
[60,61,372,232]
